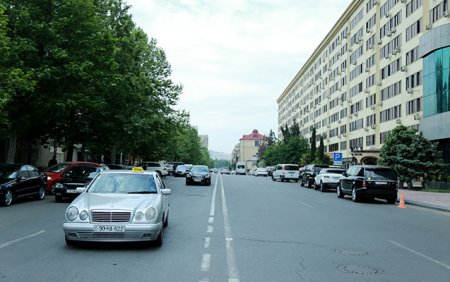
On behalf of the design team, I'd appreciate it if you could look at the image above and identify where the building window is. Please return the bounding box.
[340,141,347,150]
[366,134,376,146]
[430,1,448,24]
[349,137,364,149]
[380,104,402,123]
[255,141,260,147]
[406,0,422,17]
[381,81,402,101]
[406,71,422,90]
[329,143,339,152]
[406,46,419,65]
[349,118,364,132]
[406,19,421,42]
[423,46,450,117]
[380,131,391,144]
[406,98,422,115]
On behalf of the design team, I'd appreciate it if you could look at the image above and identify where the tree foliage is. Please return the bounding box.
[0,0,210,165]
[379,125,447,186]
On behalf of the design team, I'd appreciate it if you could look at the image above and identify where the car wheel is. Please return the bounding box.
[320,182,326,192]
[55,194,63,202]
[336,183,344,198]
[35,185,46,200]
[154,228,163,247]
[271,176,275,181]
[163,211,169,227]
[307,180,312,188]
[2,189,13,206]
[295,179,298,183]
[352,188,360,202]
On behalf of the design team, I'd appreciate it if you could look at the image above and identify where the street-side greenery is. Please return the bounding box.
[379,125,448,187]
[0,0,210,165]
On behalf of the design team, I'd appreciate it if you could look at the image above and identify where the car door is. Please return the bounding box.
[14,166,32,197]
[155,175,169,216]
[25,165,43,194]
[341,166,357,192]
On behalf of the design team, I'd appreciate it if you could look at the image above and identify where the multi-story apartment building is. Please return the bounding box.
[277,0,450,167]
[231,129,266,170]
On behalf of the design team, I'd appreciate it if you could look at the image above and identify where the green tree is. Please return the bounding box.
[379,125,447,188]
[309,127,317,163]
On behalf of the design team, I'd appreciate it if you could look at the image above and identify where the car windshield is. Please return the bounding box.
[0,167,18,179]
[46,163,71,173]
[366,168,397,180]
[87,173,157,194]
[237,165,245,169]
[191,166,208,173]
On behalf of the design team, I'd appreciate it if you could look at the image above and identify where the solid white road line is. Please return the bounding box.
[207,226,214,233]
[389,240,450,270]
[208,216,214,223]
[210,174,218,217]
[0,230,46,249]
[219,173,241,282]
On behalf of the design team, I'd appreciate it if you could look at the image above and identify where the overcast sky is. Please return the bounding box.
[126,0,352,154]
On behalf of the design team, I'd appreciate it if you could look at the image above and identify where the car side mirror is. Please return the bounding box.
[161,189,171,195]
[343,172,348,177]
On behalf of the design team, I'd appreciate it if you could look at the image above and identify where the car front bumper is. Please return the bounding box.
[63,221,163,242]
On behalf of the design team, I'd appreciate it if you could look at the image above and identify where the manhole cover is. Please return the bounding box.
[338,264,383,275]
[335,248,368,256]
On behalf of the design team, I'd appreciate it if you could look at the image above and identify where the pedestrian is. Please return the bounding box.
[48,156,57,168]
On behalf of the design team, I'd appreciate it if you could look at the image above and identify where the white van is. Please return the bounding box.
[236,162,246,175]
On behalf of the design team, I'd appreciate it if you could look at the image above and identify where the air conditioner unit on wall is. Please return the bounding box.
[401,66,407,72]
[365,127,369,132]
[396,118,402,124]
[413,113,421,120]
[371,124,376,129]
[370,105,376,110]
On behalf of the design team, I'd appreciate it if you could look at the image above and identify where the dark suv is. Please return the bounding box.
[337,165,398,203]
[300,164,329,188]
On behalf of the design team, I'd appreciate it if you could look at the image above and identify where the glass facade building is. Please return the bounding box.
[423,46,450,117]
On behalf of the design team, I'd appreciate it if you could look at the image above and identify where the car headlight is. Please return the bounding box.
[47,176,52,181]
[79,210,88,221]
[54,183,64,189]
[66,206,79,221]
[134,211,145,221]
[186,174,192,178]
[145,207,158,222]
[205,174,210,178]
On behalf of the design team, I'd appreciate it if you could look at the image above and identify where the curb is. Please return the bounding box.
[404,200,450,213]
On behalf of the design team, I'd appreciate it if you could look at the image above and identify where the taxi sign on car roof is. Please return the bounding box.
[132,167,144,172]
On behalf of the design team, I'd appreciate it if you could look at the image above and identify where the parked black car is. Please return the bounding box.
[0,163,47,207]
[53,165,106,202]
[336,165,398,203]
[300,164,329,188]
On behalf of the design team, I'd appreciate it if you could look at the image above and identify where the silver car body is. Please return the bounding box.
[63,170,170,244]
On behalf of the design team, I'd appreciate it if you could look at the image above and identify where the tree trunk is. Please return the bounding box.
[6,130,17,163]
[66,144,73,161]
[407,180,413,189]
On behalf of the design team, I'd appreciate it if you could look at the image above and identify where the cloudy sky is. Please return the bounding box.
[126,0,352,154]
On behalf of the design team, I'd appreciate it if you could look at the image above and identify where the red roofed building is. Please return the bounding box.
[232,129,266,171]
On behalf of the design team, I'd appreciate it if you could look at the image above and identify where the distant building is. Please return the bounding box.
[199,135,209,149]
[232,129,266,170]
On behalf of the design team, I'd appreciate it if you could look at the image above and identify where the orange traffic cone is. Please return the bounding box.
[398,190,407,208]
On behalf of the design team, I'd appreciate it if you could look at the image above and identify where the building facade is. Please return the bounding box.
[277,0,449,166]
[232,129,266,170]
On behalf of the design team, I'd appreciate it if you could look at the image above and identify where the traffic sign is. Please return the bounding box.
[333,152,343,165]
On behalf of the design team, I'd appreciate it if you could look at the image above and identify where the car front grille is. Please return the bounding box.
[91,210,131,223]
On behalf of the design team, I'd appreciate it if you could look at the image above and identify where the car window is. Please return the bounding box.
[46,163,71,173]
[327,169,345,174]
[192,166,208,173]
[366,168,397,180]
[356,168,364,177]
[0,166,18,179]
[346,166,357,176]
[284,165,298,170]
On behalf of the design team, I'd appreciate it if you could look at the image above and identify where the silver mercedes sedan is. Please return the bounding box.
[63,168,171,247]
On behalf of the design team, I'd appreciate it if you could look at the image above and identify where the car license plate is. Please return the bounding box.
[66,189,78,194]
[94,225,125,232]
[375,181,387,185]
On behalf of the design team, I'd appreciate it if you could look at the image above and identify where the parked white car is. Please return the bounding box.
[314,168,345,192]
[138,161,168,177]
[271,164,299,182]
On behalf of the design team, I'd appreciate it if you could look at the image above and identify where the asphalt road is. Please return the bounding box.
[1,173,450,282]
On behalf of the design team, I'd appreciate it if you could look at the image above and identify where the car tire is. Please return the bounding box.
[352,188,360,202]
[271,176,275,181]
[154,228,163,247]
[295,179,298,183]
[163,212,169,227]
[35,185,46,200]
[1,189,13,206]
[320,182,326,192]
[336,183,344,198]
[55,194,63,202]
[307,180,312,188]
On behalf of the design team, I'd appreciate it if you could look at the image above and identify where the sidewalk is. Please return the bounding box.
[401,189,450,212]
